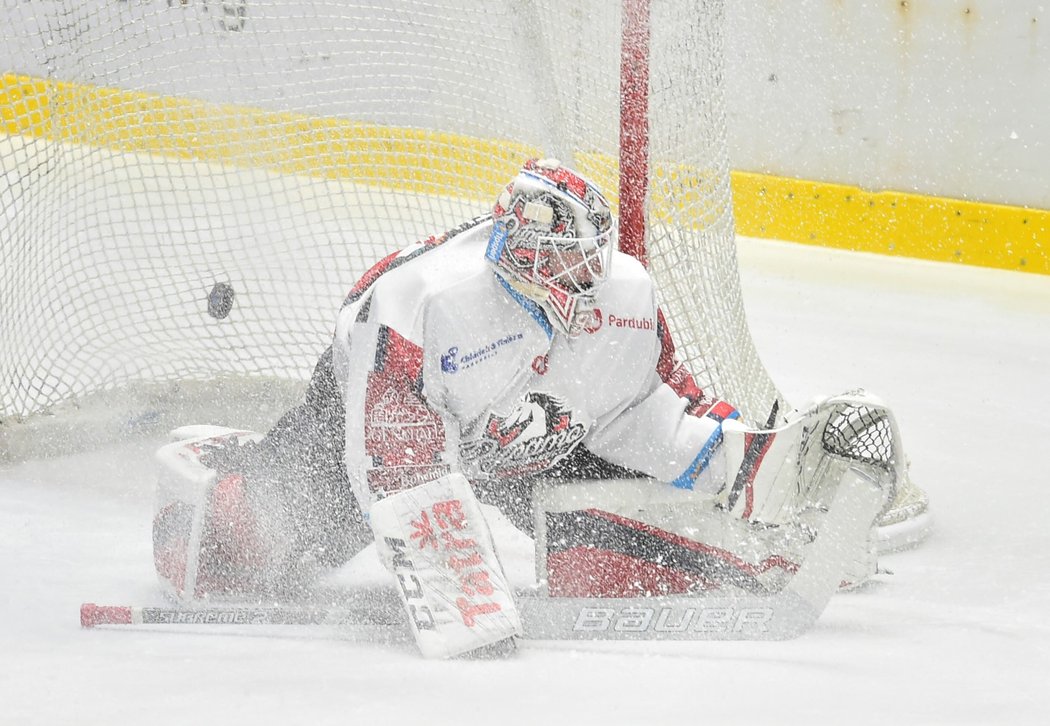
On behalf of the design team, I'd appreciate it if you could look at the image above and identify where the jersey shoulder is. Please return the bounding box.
[345,218,494,338]
[601,250,658,310]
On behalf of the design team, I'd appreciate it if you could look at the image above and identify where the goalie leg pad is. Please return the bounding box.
[153,429,295,601]
[543,505,805,597]
[533,475,873,599]
[370,473,522,659]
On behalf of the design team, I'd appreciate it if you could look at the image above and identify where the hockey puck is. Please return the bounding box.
[207,282,235,319]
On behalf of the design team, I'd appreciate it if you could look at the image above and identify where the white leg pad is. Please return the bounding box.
[370,473,522,659]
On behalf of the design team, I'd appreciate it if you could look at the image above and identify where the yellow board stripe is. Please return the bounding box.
[0,73,536,197]
[4,73,1047,275]
[732,172,1049,275]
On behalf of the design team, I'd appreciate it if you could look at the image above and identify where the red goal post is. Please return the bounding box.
[0,0,783,459]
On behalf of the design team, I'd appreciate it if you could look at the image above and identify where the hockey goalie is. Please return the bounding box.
[152,159,925,657]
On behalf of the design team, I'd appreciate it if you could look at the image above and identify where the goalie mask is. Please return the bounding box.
[485,159,616,336]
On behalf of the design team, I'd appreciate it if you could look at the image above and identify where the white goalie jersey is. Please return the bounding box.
[333,216,740,511]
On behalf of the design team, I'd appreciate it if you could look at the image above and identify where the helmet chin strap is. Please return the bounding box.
[502,274,549,305]
[501,274,593,337]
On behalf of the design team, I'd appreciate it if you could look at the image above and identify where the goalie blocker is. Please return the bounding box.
[369,473,522,658]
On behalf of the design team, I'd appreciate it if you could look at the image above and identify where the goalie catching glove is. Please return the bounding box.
[713,390,901,588]
[714,390,901,527]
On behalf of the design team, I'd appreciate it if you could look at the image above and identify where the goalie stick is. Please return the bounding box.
[82,469,882,642]
[78,589,806,640]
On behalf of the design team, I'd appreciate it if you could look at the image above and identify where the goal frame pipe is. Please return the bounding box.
[619,0,650,266]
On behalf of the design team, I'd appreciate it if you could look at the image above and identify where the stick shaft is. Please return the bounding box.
[80,602,388,628]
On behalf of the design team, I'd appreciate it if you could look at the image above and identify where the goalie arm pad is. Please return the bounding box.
[369,473,522,659]
[583,309,740,492]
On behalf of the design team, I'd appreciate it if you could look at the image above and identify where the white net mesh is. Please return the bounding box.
[0,0,782,452]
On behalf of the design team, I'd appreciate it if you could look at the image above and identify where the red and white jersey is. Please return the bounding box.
[333,217,739,510]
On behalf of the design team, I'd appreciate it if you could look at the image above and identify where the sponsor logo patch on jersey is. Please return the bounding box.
[364,372,449,494]
[460,392,588,480]
[607,313,654,331]
[440,347,460,373]
[439,332,524,374]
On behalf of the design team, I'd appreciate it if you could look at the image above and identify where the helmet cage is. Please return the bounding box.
[516,227,615,298]
[487,160,616,335]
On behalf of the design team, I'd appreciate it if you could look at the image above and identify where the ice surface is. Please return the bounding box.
[2,238,1049,725]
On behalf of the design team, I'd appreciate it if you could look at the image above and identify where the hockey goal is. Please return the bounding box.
[0,0,772,458]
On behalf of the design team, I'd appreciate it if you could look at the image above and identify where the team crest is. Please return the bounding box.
[581,307,603,334]
[461,392,587,480]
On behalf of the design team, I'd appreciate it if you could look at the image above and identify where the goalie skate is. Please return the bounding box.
[876,469,933,554]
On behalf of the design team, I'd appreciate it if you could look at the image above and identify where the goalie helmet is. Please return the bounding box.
[485,159,616,336]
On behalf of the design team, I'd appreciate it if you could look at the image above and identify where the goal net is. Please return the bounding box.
[0,0,783,458]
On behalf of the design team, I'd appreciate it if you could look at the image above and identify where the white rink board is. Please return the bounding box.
[6,1,1048,206]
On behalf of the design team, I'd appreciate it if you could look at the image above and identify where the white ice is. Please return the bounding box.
[2,238,1049,725]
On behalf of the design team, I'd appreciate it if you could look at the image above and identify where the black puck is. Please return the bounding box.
[207,282,235,319]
